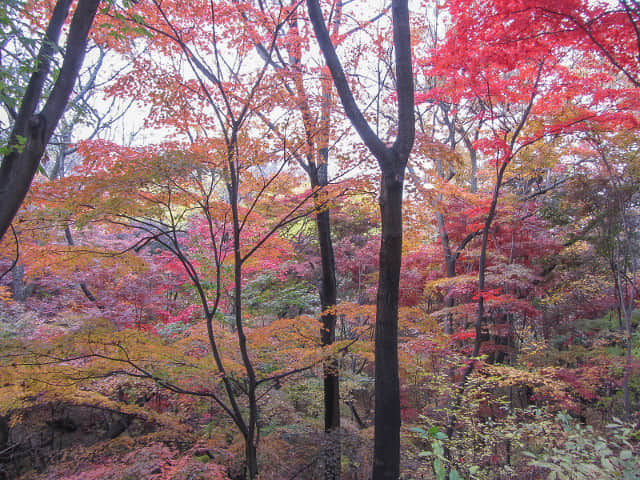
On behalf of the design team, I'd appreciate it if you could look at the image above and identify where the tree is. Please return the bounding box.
[0,0,101,241]
[53,1,339,477]
[306,1,415,478]
[403,0,640,460]
[3,1,640,478]
[545,127,640,418]
[244,4,346,476]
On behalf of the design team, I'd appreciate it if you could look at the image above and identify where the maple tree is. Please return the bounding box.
[411,0,638,376]
[399,0,640,473]
[0,1,639,479]
[33,1,354,478]
[233,3,349,475]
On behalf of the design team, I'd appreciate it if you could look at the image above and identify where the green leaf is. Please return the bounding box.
[449,470,462,480]
[410,426,427,437]
[601,456,614,471]
[620,449,633,460]
[433,441,445,457]
[433,458,446,480]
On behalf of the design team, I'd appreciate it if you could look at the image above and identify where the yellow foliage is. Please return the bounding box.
[0,285,12,304]
[479,363,571,406]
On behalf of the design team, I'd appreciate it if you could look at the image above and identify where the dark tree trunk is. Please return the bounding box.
[64,225,100,304]
[436,211,456,334]
[305,148,340,479]
[373,171,404,480]
[0,0,100,241]
[316,203,341,479]
[306,1,414,478]
[245,440,258,480]
[284,9,343,477]
[228,154,259,480]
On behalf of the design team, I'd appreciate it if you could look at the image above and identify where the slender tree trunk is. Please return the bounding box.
[315,195,341,479]
[473,163,507,357]
[302,47,341,479]
[616,261,635,422]
[436,211,456,334]
[610,259,624,330]
[63,224,100,303]
[228,144,259,480]
[445,162,508,444]
[624,312,632,421]
[276,7,342,469]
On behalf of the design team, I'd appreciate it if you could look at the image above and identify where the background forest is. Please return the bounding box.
[0,0,639,479]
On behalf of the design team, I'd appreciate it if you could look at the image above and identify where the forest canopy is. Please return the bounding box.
[0,1,639,479]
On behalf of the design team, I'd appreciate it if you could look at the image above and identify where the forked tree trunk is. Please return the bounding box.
[0,0,100,241]
[306,1,414,478]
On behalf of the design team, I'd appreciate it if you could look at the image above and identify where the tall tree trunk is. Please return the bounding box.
[291,14,342,469]
[228,142,259,480]
[623,309,632,421]
[615,257,635,421]
[445,162,508,444]
[306,2,414,477]
[232,215,258,480]
[315,192,341,479]
[373,171,405,479]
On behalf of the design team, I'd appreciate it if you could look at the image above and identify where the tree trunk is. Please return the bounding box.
[616,261,635,422]
[304,142,341,479]
[64,224,100,303]
[228,143,260,480]
[372,171,404,480]
[11,262,26,302]
[305,2,414,478]
[436,211,456,334]
[245,440,258,480]
[0,0,100,241]
[316,202,341,479]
